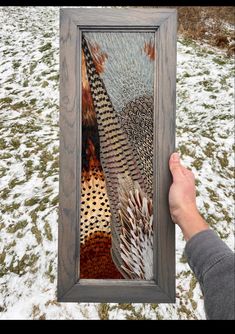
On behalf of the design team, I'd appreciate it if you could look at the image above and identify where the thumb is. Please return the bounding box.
[169,152,184,181]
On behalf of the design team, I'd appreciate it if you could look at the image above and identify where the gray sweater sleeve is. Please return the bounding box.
[185,229,235,320]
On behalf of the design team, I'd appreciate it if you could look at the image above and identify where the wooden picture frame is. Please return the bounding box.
[58,7,177,303]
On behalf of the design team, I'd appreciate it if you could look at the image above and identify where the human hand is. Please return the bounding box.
[169,152,209,241]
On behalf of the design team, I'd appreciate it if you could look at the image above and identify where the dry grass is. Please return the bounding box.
[175,7,235,54]
[139,6,235,54]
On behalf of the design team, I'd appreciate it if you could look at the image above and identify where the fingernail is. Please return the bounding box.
[172,152,179,161]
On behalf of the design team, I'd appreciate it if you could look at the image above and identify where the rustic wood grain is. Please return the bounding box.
[155,13,177,301]
[58,7,177,303]
[62,281,172,303]
[61,7,174,27]
[58,11,80,299]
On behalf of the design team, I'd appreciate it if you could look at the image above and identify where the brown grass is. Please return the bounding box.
[173,7,235,54]
[136,6,235,54]
[177,8,234,44]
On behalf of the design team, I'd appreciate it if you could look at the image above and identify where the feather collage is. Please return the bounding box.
[80,32,155,280]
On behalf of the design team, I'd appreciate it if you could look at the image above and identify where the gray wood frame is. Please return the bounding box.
[58,7,177,303]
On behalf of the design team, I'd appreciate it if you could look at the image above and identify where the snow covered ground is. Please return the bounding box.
[0,7,234,320]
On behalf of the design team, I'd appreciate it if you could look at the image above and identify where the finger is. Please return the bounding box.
[185,168,195,181]
[181,166,191,176]
[169,152,185,181]
[169,152,180,164]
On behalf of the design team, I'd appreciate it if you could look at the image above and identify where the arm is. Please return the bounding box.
[185,229,234,320]
[169,153,235,320]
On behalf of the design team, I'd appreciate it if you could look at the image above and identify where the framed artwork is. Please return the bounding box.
[58,7,177,303]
